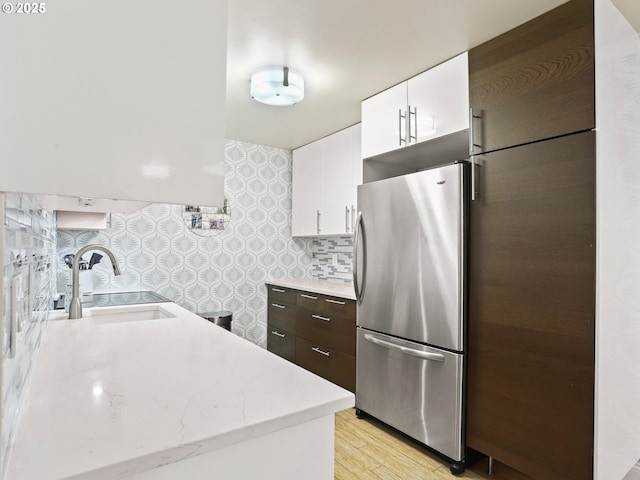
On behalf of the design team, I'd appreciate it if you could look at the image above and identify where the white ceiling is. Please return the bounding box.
[225,0,571,151]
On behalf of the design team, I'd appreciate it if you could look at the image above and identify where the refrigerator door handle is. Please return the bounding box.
[353,211,365,304]
[363,333,445,362]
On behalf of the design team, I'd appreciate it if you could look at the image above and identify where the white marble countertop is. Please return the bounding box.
[265,278,356,300]
[5,303,354,480]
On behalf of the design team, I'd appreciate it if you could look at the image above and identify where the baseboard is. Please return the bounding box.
[623,462,640,480]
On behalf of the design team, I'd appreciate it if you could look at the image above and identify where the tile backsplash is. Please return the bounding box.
[0,193,55,477]
[311,237,353,282]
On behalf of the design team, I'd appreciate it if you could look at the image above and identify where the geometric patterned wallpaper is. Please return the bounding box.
[57,140,314,347]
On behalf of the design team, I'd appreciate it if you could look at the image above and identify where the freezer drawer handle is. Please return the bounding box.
[271,288,286,293]
[271,303,286,309]
[325,299,345,305]
[271,331,286,338]
[363,334,445,362]
[300,294,317,300]
[312,314,331,322]
[312,347,331,357]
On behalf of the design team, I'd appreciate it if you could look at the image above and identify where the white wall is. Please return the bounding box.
[595,1,640,478]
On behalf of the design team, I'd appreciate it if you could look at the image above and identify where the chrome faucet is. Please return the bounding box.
[68,245,121,319]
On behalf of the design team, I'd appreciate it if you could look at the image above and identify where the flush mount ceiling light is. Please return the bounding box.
[250,67,304,106]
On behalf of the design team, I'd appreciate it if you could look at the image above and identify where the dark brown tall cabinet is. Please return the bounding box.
[466,1,597,479]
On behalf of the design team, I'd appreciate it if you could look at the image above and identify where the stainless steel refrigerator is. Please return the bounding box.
[353,161,468,474]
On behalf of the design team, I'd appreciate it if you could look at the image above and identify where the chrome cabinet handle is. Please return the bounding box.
[312,314,331,322]
[408,106,417,143]
[471,155,482,201]
[353,211,366,305]
[312,347,330,357]
[351,206,355,234]
[469,108,482,155]
[316,209,321,234]
[271,303,286,309]
[468,107,475,155]
[398,109,406,145]
[271,288,285,293]
[271,331,286,338]
[325,299,345,305]
[300,293,317,300]
[364,334,445,362]
[345,205,349,233]
[471,155,476,201]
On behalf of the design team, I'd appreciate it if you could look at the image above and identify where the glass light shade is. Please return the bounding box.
[250,67,305,106]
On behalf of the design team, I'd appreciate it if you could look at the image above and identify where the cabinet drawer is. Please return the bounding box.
[296,337,356,392]
[321,296,355,318]
[296,291,356,318]
[296,308,356,355]
[296,290,322,310]
[267,285,297,305]
[295,337,356,392]
[267,301,296,333]
[267,326,296,363]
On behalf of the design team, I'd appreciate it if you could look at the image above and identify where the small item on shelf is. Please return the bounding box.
[183,200,230,236]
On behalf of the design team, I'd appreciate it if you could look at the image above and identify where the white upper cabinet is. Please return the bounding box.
[0,0,228,207]
[291,141,324,237]
[361,83,408,159]
[361,52,469,160]
[292,124,361,237]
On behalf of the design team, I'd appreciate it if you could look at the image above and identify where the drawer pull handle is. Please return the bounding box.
[271,303,286,309]
[301,293,318,300]
[312,347,330,357]
[271,288,286,293]
[271,331,286,338]
[312,314,331,322]
[325,299,346,305]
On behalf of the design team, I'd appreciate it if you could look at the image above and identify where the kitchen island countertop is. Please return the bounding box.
[265,278,355,300]
[5,303,354,480]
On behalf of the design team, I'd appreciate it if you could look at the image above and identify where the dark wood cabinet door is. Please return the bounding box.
[267,325,296,362]
[296,307,356,356]
[467,132,596,480]
[295,337,356,393]
[469,0,594,154]
[267,300,296,333]
[266,284,297,304]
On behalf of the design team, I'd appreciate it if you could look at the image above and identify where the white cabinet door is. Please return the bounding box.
[322,125,361,235]
[408,52,469,145]
[291,124,361,237]
[1,0,227,207]
[361,53,469,160]
[292,142,323,236]
[361,83,407,159]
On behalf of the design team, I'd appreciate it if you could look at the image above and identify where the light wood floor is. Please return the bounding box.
[334,408,486,480]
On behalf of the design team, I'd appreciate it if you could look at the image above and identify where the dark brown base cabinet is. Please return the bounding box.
[467,132,596,480]
[266,284,356,393]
